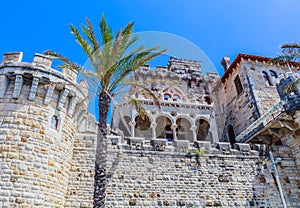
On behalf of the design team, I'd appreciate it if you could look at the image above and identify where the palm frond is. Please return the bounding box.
[129,98,147,120]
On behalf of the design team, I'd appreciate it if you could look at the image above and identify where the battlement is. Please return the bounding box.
[107,135,266,157]
[1,52,78,82]
[0,52,88,117]
[169,57,201,65]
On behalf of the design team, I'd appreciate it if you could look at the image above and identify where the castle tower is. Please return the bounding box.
[214,53,300,145]
[0,52,97,207]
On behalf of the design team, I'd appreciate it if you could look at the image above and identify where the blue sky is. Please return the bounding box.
[1,0,300,75]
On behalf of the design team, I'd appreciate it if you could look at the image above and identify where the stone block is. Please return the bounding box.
[174,140,190,153]
[107,135,121,145]
[2,52,23,63]
[233,143,250,155]
[216,142,231,154]
[150,139,167,151]
[193,141,211,151]
[33,53,52,68]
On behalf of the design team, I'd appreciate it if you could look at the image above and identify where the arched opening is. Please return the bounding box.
[227,125,236,145]
[262,71,271,86]
[173,95,180,102]
[196,119,210,141]
[270,70,277,85]
[164,93,172,101]
[135,115,151,138]
[118,116,131,137]
[156,116,173,142]
[176,117,193,142]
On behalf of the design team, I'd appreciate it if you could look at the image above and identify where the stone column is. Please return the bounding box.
[190,126,197,142]
[129,121,136,137]
[151,122,157,139]
[171,124,177,141]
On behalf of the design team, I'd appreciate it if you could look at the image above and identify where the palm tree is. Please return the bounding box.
[46,14,166,208]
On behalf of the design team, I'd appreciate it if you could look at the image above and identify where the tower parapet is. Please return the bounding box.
[0,52,95,207]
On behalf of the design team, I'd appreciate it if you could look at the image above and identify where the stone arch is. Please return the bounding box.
[162,86,185,101]
[176,117,193,142]
[118,116,131,137]
[156,116,174,141]
[135,115,152,138]
[196,118,211,141]
[155,113,175,125]
[175,115,194,126]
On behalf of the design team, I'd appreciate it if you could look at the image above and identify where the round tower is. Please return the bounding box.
[0,52,89,207]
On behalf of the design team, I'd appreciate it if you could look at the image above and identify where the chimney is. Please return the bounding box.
[221,57,230,72]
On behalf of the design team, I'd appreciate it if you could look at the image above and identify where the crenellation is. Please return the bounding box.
[32,53,52,68]
[62,67,78,82]
[2,52,23,64]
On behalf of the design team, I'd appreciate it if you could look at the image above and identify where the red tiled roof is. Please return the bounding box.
[221,53,300,83]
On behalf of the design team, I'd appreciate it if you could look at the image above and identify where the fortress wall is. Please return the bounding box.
[64,114,97,208]
[106,139,300,207]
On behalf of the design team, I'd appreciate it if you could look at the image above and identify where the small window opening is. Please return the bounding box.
[51,115,59,130]
[234,75,243,96]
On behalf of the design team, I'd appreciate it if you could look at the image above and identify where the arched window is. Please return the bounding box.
[50,115,59,130]
[227,125,236,146]
[164,93,171,101]
[173,95,180,101]
[262,71,271,86]
[269,70,277,85]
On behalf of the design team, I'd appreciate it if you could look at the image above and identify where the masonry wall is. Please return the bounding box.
[106,141,300,208]
[218,63,257,140]
[64,114,97,208]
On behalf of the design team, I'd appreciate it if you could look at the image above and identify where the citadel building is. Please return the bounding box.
[0,51,299,207]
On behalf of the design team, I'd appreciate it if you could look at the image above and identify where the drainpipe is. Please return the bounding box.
[269,151,287,208]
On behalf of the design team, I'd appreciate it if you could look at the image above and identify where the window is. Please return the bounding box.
[269,70,277,85]
[50,115,59,130]
[164,93,171,101]
[262,71,271,86]
[173,95,180,101]
[234,75,243,96]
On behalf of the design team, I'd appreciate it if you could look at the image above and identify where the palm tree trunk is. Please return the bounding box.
[94,91,111,208]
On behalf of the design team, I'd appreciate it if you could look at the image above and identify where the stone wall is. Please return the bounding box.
[64,114,97,208]
[105,139,300,207]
